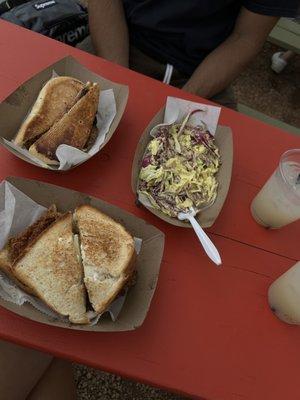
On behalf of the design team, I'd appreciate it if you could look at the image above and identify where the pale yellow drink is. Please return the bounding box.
[268,262,300,325]
[251,150,300,228]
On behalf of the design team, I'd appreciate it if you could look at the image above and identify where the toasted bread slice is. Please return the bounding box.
[13,213,88,324]
[0,205,61,295]
[0,245,35,294]
[74,205,136,314]
[29,82,100,165]
[14,77,84,147]
[9,205,60,263]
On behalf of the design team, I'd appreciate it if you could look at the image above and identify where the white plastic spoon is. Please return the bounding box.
[178,207,222,266]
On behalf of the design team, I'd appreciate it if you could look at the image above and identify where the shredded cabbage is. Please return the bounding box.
[138,118,221,218]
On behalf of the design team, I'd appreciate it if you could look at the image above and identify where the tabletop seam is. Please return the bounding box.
[208,231,298,262]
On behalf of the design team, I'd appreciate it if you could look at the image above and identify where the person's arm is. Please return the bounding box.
[88,0,129,67]
[183,7,278,98]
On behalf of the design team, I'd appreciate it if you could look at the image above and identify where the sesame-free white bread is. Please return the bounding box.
[74,205,135,314]
[13,213,88,324]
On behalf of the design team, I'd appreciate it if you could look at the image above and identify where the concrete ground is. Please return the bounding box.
[74,42,299,400]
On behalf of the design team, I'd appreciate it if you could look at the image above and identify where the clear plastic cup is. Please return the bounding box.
[268,262,300,325]
[251,149,300,228]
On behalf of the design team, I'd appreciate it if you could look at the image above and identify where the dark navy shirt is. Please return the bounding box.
[123,0,299,75]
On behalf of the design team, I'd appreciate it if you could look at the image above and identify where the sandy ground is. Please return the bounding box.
[74,42,299,400]
[74,365,187,400]
[233,42,300,128]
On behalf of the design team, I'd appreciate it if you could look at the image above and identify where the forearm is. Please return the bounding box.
[88,0,129,67]
[183,8,278,98]
[183,33,262,98]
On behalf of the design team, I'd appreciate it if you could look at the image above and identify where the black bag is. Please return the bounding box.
[0,0,89,46]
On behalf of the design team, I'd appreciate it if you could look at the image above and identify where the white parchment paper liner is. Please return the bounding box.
[138,96,221,207]
[162,96,221,135]
[0,181,142,326]
[3,71,117,171]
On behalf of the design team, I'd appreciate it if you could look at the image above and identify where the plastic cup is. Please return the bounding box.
[268,262,300,325]
[251,149,300,228]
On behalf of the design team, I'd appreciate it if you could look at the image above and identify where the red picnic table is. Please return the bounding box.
[0,20,300,400]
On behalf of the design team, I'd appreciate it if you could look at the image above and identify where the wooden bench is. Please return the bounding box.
[269,18,300,53]
[237,104,300,136]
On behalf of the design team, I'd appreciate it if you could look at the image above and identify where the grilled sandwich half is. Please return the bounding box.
[29,82,100,165]
[74,205,136,315]
[13,212,89,324]
[14,77,84,148]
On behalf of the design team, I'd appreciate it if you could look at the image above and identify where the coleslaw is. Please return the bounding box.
[138,113,221,217]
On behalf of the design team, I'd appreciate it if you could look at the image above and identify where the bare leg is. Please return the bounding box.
[0,340,52,400]
[281,50,295,62]
[27,358,77,400]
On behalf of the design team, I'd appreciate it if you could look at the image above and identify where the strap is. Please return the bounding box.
[163,64,174,85]
[0,0,30,15]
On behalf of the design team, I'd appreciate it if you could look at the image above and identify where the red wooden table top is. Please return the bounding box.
[1,20,300,400]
